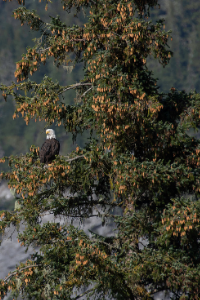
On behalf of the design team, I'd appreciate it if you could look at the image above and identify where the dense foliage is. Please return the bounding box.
[1,0,200,299]
[1,0,200,165]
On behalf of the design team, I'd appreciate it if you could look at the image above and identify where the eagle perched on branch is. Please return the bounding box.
[39,129,60,164]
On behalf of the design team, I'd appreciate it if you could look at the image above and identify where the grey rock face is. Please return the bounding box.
[0,182,14,202]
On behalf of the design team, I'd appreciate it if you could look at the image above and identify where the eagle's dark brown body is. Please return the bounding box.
[39,138,60,164]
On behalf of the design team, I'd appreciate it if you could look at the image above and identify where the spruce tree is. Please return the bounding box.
[1,0,200,299]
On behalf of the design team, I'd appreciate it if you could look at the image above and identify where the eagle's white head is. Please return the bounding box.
[46,129,56,139]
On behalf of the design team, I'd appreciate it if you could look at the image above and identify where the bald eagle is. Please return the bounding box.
[39,129,60,164]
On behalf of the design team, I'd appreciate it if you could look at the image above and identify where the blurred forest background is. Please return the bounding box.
[0,0,200,202]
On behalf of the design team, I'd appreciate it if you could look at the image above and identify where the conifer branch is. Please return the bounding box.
[4,265,41,282]
[80,87,93,98]
[59,83,92,94]
[63,155,85,162]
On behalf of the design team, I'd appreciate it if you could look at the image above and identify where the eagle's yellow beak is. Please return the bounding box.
[46,130,50,134]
